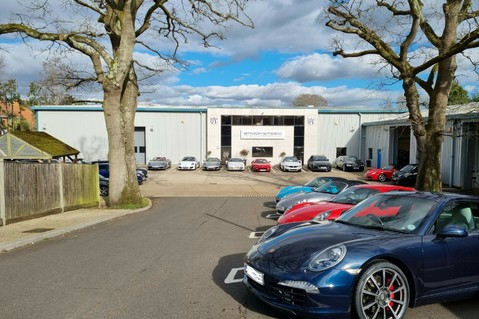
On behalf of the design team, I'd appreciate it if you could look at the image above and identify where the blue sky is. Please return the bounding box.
[1,0,478,109]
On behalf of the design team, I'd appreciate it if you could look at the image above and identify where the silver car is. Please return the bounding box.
[275,180,366,213]
[148,156,171,170]
[202,157,222,170]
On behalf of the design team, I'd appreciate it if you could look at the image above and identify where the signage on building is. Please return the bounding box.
[240,130,284,140]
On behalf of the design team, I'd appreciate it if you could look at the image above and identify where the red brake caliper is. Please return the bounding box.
[388,278,395,308]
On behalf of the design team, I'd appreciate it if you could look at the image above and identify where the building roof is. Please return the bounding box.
[0,131,79,160]
[363,103,479,126]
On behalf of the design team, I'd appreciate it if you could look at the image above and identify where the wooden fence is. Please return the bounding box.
[0,160,100,226]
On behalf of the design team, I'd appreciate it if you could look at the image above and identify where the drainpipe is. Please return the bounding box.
[358,113,363,160]
[199,112,203,163]
[449,120,457,187]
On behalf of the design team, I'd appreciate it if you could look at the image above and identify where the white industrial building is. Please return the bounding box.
[32,103,479,191]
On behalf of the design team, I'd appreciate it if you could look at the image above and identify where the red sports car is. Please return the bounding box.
[277,184,414,224]
[364,164,397,182]
[251,158,271,172]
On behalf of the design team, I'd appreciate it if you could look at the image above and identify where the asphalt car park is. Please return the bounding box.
[133,166,479,319]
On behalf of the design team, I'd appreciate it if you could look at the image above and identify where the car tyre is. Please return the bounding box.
[100,186,109,197]
[353,260,409,319]
[378,173,387,182]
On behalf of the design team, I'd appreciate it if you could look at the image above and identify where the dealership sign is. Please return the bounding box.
[241,130,284,140]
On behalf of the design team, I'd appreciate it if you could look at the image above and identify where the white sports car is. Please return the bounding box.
[226,157,245,171]
[178,156,199,170]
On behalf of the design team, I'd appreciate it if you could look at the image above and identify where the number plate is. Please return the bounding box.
[245,264,264,285]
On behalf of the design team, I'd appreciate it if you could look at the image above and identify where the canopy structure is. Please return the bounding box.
[0,131,80,162]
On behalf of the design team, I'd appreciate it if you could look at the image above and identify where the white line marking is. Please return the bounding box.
[224,267,245,284]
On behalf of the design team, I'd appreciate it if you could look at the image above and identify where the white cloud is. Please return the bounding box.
[275,53,386,82]
[139,82,402,108]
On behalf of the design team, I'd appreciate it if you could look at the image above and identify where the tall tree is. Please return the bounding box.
[292,93,328,107]
[0,0,253,206]
[325,1,479,192]
[0,79,20,131]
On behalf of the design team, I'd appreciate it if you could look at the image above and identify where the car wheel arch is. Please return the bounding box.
[355,257,417,308]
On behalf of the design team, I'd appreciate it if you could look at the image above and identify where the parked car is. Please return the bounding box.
[202,157,222,171]
[307,155,332,172]
[251,158,271,172]
[136,167,148,179]
[332,155,365,172]
[275,180,366,213]
[279,156,302,172]
[275,176,348,203]
[392,163,418,186]
[93,161,144,184]
[148,156,171,170]
[245,191,479,319]
[364,164,397,182]
[226,157,245,171]
[99,175,109,196]
[178,156,200,170]
[277,184,414,224]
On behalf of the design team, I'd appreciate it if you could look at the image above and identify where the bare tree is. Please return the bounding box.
[292,93,328,107]
[0,0,253,206]
[325,1,479,192]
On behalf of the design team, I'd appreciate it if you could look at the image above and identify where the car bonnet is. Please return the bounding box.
[251,222,378,271]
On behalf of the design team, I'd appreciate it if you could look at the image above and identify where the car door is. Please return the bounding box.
[420,200,479,298]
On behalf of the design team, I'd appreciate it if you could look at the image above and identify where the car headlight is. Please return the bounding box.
[258,225,278,243]
[312,210,332,222]
[309,244,347,272]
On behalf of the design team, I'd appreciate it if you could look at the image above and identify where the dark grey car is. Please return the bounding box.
[202,157,222,170]
[307,155,332,172]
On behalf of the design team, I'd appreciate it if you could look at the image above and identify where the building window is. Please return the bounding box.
[252,147,273,157]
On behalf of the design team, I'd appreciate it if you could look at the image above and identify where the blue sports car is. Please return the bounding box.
[245,191,479,319]
[275,176,347,203]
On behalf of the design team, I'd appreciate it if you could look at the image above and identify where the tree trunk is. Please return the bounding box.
[103,68,142,206]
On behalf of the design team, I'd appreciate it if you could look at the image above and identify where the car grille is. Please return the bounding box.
[246,276,307,306]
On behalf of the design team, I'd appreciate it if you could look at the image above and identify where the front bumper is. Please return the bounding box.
[203,166,220,170]
[243,266,354,319]
[178,164,196,170]
[284,165,302,171]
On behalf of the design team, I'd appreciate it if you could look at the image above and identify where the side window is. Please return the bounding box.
[434,202,478,233]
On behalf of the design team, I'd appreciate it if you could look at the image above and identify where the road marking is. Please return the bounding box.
[224,267,245,284]
[249,231,264,238]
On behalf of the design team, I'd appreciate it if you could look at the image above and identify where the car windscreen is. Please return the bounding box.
[305,178,330,187]
[337,193,436,233]
[313,181,348,194]
[400,165,416,172]
[331,188,380,205]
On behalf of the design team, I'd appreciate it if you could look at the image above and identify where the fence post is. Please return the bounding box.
[58,162,64,213]
[0,159,6,226]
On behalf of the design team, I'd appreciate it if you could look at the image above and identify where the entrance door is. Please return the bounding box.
[134,127,146,164]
